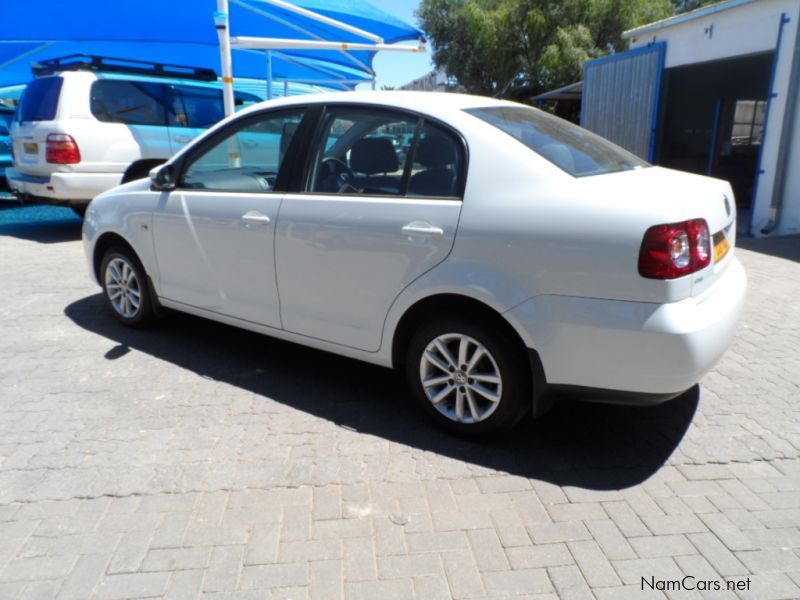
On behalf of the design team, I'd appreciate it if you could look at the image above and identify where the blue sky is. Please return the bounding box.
[357,0,434,89]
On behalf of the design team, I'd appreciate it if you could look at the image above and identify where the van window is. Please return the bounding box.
[466,105,648,177]
[17,77,63,122]
[174,85,225,128]
[90,80,169,126]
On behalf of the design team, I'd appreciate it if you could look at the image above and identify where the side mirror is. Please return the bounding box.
[150,164,176,191]
[0,125,9,136]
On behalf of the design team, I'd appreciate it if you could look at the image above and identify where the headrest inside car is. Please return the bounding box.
[415,134,457,169]
[349,137,399,174]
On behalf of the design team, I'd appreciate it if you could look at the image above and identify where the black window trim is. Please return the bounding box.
[170,104,319,194]
[297,102,469,201]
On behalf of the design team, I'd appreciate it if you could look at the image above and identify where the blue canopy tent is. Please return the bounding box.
[0,0,424,96]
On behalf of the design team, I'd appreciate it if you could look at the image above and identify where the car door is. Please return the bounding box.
[152,107,307,328]
[275,106,466,351]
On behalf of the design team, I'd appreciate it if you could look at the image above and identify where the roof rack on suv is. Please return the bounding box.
[31,55,218,82]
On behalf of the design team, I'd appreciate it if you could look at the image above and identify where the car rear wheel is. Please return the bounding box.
[405,318,531,437]
[100,247,155,328]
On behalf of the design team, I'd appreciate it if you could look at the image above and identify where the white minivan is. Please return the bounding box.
[7,55,260,215]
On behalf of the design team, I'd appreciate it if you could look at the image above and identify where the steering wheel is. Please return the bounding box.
[321,157,354,186]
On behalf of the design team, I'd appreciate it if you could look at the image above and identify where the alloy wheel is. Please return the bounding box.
[419,332,503,424]
[104,257,141,319]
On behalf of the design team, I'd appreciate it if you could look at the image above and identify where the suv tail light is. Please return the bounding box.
[639,219,711,279]
[46,133,81,164]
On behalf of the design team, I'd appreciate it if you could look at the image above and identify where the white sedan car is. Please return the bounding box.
[82,91,746,436]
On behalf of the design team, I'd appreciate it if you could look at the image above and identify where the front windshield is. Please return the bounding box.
[466,105,649,177]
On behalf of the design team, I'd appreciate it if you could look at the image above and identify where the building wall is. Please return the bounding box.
[779,60,800,234]
[627,0,800,236]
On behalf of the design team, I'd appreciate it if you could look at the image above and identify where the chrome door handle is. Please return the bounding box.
[173,135,192,143]
[241,211,271,224]
[401,221,444,237]
[242,141,258,149]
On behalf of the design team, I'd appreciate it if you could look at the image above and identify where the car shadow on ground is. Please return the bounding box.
[737,234,800,263]
[65,294,699,491]
[0,205,82,244]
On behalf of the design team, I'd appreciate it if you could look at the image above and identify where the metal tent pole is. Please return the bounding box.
[215,0,236,117]
[266,50,274,99]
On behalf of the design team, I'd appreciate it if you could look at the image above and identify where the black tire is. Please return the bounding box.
[71,205,87,218]
[99,246,156,328]
[405,316,532,437]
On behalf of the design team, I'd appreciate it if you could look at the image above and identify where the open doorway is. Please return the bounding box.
[656,52,773,234]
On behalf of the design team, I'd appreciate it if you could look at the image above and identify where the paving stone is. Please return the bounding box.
[481,568,553,596]
[377,554,443,579]
[164,569,205,600]
[93,572,170,600]
[412,574,450,600]
[567,540,620,587]
[527,522,591,544]
[686,532,749,577]
[344,578,414,600]
[309,559,342,600]
[628,535,697,559]
[1,554,77,582]
[406,531,468,553]
[203,545,245,593]
[239,562,308,589]
[141,547,211,572]
[546,564,594,600]
[505,543,573,570]
[442,549,484,599]
[342,538,376,582]
[466,529,509,572]
[584,519,637,561]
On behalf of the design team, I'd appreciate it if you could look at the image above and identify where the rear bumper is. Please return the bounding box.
[508,257,747,399]
[6,168,121,204]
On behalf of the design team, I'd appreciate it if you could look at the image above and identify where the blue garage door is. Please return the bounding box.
[581,43,666,161]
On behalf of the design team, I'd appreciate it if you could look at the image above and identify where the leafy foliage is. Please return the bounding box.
[417,0,675,99]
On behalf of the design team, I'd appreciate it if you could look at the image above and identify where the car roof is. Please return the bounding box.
[237,90,522,120]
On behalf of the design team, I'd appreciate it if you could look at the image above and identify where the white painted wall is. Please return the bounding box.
[627,0,800,236]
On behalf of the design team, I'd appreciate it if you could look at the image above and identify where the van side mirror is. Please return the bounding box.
[0,125,9,136]
[150,164,176,191]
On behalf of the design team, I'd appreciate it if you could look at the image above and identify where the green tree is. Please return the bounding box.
[417,0,674,100]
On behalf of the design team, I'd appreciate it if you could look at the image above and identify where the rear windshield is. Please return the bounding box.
[465,105,648,177]
[17,77,63,122]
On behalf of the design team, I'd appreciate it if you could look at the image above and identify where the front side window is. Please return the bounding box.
[466,105,648,177]
[181,109,304,192]
[91,80,169,126]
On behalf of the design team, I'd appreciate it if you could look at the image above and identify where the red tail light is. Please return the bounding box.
[46,133,81,164]
[639,219,711,279]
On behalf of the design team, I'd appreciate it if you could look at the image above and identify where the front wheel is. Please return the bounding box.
[405,318,531,437]
[100,247,155,328]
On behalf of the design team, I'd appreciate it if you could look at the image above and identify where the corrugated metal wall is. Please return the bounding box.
[581,43,666,161]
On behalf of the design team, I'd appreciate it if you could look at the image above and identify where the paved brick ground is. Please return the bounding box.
[0,206,798,599]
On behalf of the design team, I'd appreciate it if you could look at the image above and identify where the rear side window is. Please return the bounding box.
[90,80,169,126]
[174,85,225,128]
[466,105,648,177]
[17,77,63,122]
